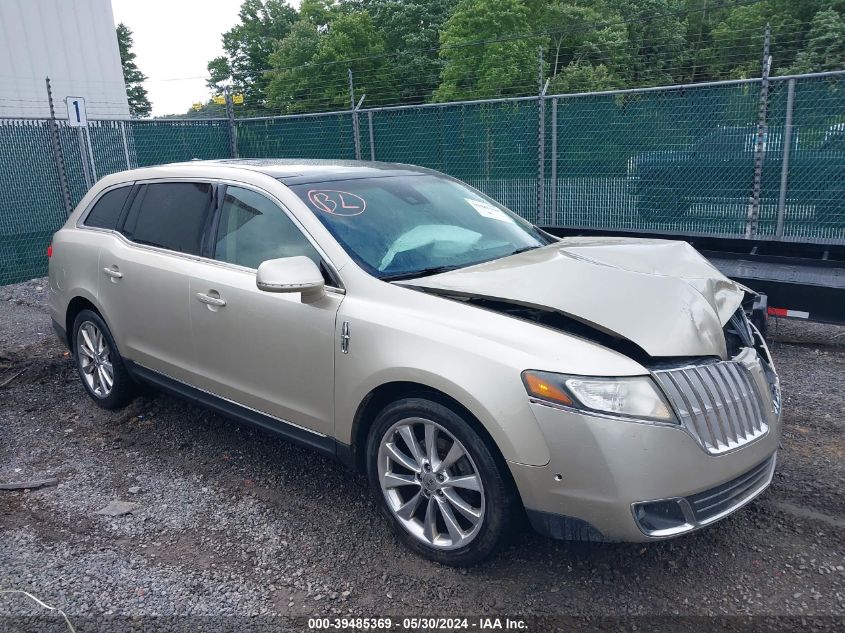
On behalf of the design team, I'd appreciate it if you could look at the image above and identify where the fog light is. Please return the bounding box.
[633,499,692,536]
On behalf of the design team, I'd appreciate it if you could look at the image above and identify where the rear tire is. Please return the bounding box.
[366,397,516,566]
[72,309,136,410]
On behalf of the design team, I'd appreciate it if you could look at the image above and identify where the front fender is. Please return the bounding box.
[343,366,551,468]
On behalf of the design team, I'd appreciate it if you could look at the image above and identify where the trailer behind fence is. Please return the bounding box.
[1,70,844,285]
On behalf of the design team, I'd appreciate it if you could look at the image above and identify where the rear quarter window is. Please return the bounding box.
[120,182,213,255]
[83,186,132,230]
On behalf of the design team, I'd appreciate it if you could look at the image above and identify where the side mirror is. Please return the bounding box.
[256,256,325,303]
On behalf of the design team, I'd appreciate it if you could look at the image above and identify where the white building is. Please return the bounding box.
[0,0,130,119]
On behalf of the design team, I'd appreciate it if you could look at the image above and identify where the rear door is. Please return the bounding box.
[187,184,343,436]
[97,180,214,383]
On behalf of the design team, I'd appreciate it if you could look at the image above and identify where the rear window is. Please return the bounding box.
[84,186,131,230]
[120,182,213,255]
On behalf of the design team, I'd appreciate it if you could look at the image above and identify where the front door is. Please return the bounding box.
[188,184,342,436]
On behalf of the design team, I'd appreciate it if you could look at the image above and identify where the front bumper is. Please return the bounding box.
[510,400,780,543]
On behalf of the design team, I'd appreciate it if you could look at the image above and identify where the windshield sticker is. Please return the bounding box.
[307,190,367,216]
[464,198,515,223]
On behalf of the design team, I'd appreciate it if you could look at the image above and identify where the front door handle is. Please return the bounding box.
[103,267,123,279]
[196,292,226,307]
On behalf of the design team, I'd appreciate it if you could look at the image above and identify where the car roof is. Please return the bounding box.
[166,158,439,185]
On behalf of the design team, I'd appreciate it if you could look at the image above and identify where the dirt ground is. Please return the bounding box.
[1,278,843,631]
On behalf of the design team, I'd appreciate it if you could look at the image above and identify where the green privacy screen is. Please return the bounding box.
[1,73,844,285]
[0,120,67,286]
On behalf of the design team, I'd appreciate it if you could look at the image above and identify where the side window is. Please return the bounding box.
[214,186,322,270]
[84,186,131,230]
[121,182,212,256]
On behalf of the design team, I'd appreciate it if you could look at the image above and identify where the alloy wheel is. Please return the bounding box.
[378,418,485,550]
[77,321,114,398]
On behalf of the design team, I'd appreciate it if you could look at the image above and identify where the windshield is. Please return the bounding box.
[289,174,552,280]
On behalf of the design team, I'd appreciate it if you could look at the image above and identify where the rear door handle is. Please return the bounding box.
[196,292,226,307]
[103,267,123,279]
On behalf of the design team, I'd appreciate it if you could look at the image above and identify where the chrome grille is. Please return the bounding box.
[687,455,775,523]
[653,359,770,455]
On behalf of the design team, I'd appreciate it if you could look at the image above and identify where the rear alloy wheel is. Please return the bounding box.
[73,309,136,410]
[367,398,515,566]
[77,321,114,398]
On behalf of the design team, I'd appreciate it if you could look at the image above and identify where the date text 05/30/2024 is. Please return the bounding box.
[307,617,528,630]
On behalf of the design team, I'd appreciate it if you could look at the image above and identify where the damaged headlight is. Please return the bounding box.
[522,370,676,423]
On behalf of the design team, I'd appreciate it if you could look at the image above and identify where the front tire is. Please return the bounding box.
[366,397,516,566]
[72,309,136,410]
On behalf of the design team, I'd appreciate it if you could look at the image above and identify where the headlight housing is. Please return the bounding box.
[522,370,677,423]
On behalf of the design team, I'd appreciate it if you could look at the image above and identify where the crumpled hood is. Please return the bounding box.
[402,237,747,359]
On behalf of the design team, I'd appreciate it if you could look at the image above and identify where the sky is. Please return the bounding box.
[110,0,301,116]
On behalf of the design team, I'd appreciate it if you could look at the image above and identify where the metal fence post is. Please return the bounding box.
[368,110,375,161]
[550,97,558,226]
[537,47,547,225]
[746,23,771,239]
[775,78,796,239]
[120,120,133,169]
[84,125,98,182]
[45,77,72,215]
[225,87,238,158]
[77,127,93,189]
[348,69,363,160]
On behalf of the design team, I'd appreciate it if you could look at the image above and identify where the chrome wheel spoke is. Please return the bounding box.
[424,423,439,470]
[435,496,465,545]
[98,366,113,390]
[385,441,419,473]
[395,491,423,520]
[91,365,102,394]
[438,441,465,472]
[445,474,481,492]
[442,488,482,522]
[80,327,96,356]
[422,497,437,543]
[398,424,424,465]
[383,472,418,489]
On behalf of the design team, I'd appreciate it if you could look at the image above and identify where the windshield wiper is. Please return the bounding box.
[508,245,542,256]
[382,265,465,282]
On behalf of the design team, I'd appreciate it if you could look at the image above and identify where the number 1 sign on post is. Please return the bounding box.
[65,96,88,127]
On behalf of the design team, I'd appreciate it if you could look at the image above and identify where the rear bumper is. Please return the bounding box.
[509,400,780,543]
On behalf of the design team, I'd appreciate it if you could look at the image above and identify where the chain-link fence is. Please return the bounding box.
[1,70,844,285]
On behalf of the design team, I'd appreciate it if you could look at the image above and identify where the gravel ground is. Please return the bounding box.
[1,278,844,630]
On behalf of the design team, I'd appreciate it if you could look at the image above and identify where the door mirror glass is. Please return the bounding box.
[256,256,325,302]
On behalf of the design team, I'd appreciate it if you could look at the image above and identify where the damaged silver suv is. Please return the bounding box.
[49,159,781,566]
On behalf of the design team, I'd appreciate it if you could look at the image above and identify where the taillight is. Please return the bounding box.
[47,245,53,258]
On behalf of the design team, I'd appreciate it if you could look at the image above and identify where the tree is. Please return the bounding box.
[116,23,152,117]
[549,61,625,93]
[542,1,630,92]
[434,0,541,102]
[265,21,324,111]
[355,0,458,104]
[207,0,298,113]
[788,8,845,73]
[603,0,689,86]
[266,13,392,112]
